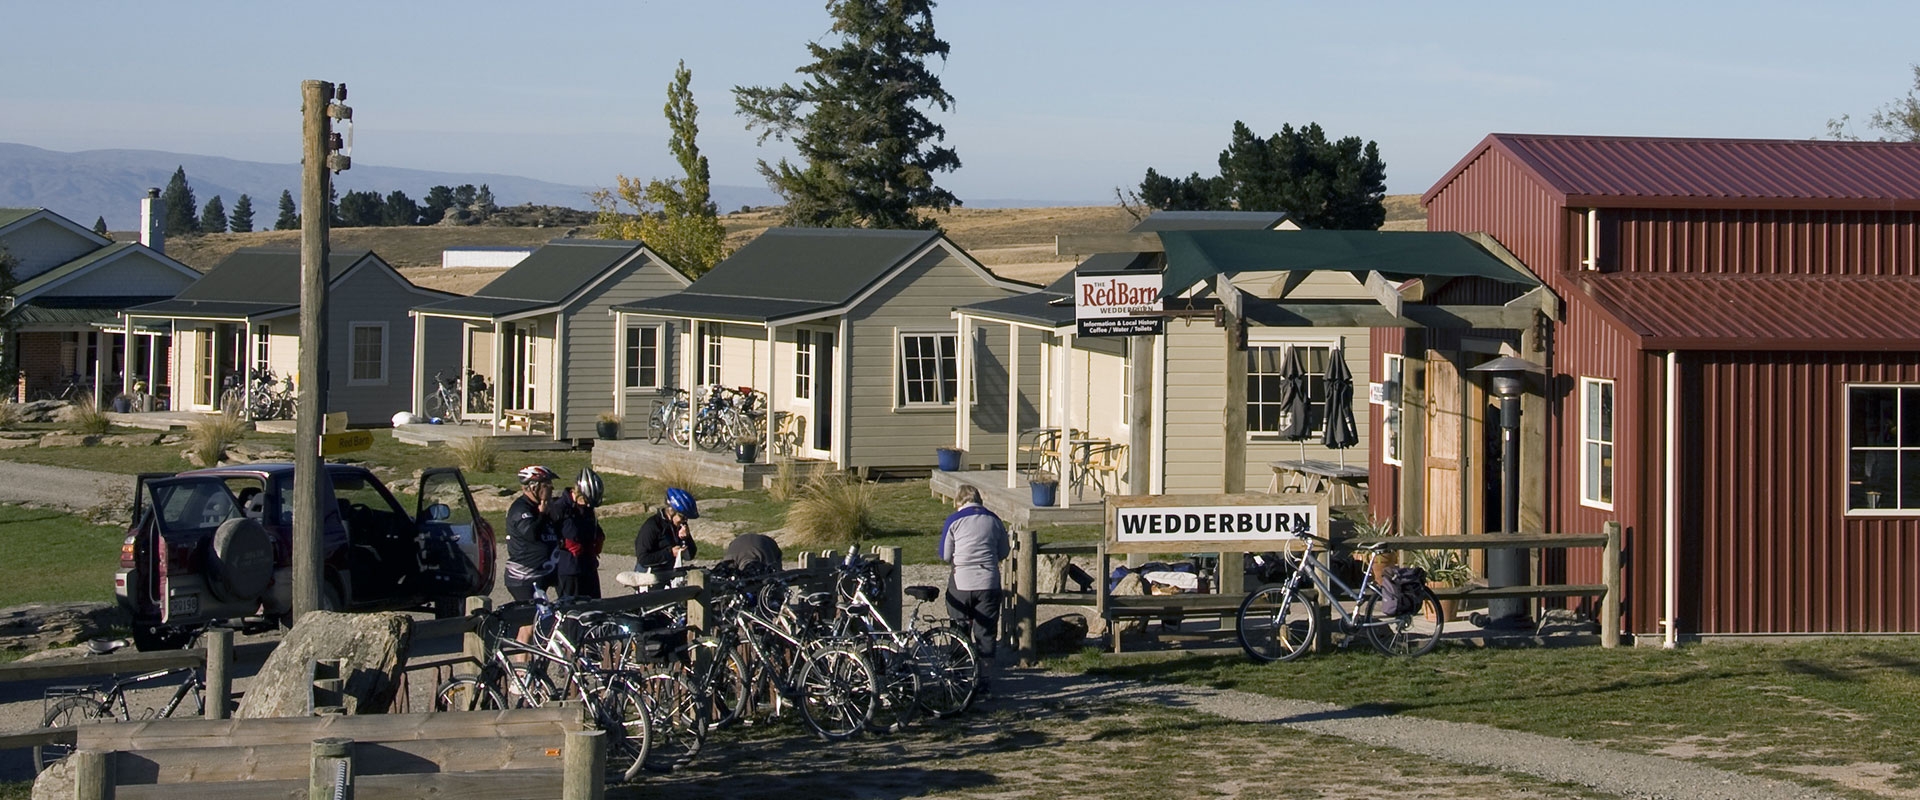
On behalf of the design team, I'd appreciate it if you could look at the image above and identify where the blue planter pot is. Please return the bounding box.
[936,447,964,471]
[1030,480,1059,507]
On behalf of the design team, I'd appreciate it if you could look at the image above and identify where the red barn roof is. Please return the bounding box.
[1425,133,1920,211]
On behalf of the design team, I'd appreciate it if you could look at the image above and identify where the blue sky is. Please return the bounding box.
[5,1,1917,202]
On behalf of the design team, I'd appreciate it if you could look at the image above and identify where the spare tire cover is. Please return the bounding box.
[209,517,275,603]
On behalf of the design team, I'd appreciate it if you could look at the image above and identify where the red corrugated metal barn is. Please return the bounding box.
[1371,133,1920,640]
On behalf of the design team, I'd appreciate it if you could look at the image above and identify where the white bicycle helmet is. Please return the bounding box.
[517,465,557,485]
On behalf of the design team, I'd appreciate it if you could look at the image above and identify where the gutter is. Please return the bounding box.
[1663,350,1679,649]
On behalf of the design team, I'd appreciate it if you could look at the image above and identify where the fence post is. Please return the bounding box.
[204,627,232,720]
[73,749,111,800]
[463,596,491,667]
[685,568,709,633]
[310,737,354,800]
[1601,521,1622,648]
[1016,529,1037,667]
[561,728,606,800]
[874,545,903,632]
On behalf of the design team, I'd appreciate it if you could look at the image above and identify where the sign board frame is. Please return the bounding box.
[1104,492,1330,555]
[1074,269,1164,337]
[319,429,373,456]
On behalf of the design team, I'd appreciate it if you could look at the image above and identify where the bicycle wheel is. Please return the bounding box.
[864,641,921,734]
[912,626,978,717]
[649,410,669,444]
[604,676,653,783]
[1237,585,1319,663]
[433,675,504,711]
[692,414,727,452]
[706,645,752,728]
[507,664,561,708]
[36,695,116,772]
[1362,586,1444,657]
[639,671,707,772]
[797,645,876,741]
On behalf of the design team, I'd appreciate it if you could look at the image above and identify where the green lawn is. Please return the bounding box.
[1061,640,1920,797]
[0,505,127,609]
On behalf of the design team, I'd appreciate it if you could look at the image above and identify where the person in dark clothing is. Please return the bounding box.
[724,532,784,573]
[633,487,698,584]
[504,465,559,602]
[554,469,607,600]
[940,484,1008,695]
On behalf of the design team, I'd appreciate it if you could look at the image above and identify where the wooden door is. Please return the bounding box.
[1424,351,1465,535]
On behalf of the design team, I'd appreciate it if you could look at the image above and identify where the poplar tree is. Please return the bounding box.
[595,60,728,274]
[735,0,960,230]
[229,194,255,233]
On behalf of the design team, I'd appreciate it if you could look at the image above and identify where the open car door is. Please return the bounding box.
[145,475,274,625]
[415,467,493,598]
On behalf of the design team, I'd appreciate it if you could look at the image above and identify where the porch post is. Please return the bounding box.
[611,314,624,427]
[458,320,470,420]
[763,324,777,464]
[410,312,425,418]
[554,314,567,441]
[491,320,505,432]
[241,320,253,416]
[955,314,971,458]
[834,316,850,470]
[1006,324,1020,490]
[687,321,698,453]
[1151,331,1168,495]
[121,319,135,404]
[91,329,107,407]
[1056,330,1072,509]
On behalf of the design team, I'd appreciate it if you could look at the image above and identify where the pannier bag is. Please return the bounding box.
[1379,566,1428,617]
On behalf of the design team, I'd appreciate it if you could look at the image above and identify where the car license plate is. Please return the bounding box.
[169,594,199,617]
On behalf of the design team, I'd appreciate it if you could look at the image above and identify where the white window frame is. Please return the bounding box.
[1580,376,1615,510]
[1846,383,1920,516]
[1245,336,1337,440]
[624,323,662,390]
[895,329,958,409]
[794,329,814,401]
[253,324,271,372]
[704,331,723,387]
[347,322,388,386]
[1382,353,1405,467]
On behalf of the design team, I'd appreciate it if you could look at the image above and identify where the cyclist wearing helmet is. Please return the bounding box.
[553,468,607,600]
[634,487,698,579]
[504,465,560,602]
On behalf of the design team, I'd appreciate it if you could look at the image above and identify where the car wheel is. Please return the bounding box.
[131,624,194,652]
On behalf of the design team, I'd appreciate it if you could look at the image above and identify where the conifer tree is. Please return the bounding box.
[199,196,228,234]
[735,0,960,229]
[228,194,255,233]
[159,166,199,236]
[274,190,299,230]
[92,217,110,238]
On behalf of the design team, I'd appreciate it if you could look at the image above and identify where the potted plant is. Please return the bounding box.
[734,432,759,464]
[596,412,621,440]
[935,445,964,472]
[1028,470,1059,507]
[1399,547,1476,622]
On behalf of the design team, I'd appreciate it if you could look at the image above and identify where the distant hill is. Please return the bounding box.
[0,142,781,229]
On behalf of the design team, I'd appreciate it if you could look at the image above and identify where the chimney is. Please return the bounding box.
[140,188,164,254]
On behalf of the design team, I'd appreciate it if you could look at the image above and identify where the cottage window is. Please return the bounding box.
[1246,344,1330,437]
[1846,385,1920,513]
[348,322,387,385]
[704,331,722,387]
[898,332,958,407]
[254,325,271,372]
[624,325,659,390]
[795,330,813,401]
[1382,354,1405,466]
[1581,377,1614,509]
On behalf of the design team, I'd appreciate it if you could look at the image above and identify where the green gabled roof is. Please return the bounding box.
[466,239,652,305]
[682,228,939,305]
[1160,229,1542,296]
[12,242,135,296]
[174,247,371,305]
[1042,209,1290,294]
[14,295,176,326]
[0,208,39,230]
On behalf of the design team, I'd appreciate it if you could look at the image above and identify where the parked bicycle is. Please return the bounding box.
[691,386,767,452]
[430,370,464,424]
[464,369,493,414]
[649,387,691,446]
[828,550,980,727]
[1236,533,1443,662]
[248,368,295,420]
[35,373,93,404]
[35,662,208,772]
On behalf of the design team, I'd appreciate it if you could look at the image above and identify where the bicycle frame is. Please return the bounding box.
[1271,539,1387,634]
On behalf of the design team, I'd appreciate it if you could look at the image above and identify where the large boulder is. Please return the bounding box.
[1035,613,1089,654]
[237,611,412,718]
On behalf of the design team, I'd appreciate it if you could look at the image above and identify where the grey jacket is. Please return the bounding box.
[940,502,1008,592]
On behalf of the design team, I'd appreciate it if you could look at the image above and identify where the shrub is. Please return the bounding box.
[0,403,21,430]
[187,409,248,466]
[784,472,877,550]
[66,398,112,436]
[448,434,499,474]
[656,453,700,494]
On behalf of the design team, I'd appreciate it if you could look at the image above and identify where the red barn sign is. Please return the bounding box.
[1074,271,1163,337]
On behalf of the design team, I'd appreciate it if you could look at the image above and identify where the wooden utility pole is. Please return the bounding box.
[295,80,349,621]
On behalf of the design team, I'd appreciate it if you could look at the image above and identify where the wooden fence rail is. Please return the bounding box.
[1010,522,1622,662]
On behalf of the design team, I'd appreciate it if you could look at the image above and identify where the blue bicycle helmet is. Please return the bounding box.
[665,487,699,519]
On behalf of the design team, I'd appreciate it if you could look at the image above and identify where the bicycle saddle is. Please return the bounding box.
[904,585,939,603]
[615,571,659,589]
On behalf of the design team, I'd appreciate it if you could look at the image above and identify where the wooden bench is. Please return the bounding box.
[500,410,553,434]
[53,705,599,800]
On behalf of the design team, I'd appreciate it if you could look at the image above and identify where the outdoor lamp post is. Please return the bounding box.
[1468,355,1543,628]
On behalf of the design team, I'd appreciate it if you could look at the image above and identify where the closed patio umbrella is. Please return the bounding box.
[1276,345,1311,458]
[1321,346,1359,465]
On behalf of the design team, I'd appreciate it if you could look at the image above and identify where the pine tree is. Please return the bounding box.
[474,184,496,220]
[1136,121,1387,230]
[420,185,455,225]
[336,191,382,227]
[735,0,960,229]
[199,196,228,234]
[383,190,419,226]
[159,166,199,236]
[595,60,728,274]
[92,217,110,238]
[228,194,255,233]
[274,190,299,230]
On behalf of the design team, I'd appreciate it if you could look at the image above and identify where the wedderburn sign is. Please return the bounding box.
[1075,271,1163,337]
[1114,504,1316,544]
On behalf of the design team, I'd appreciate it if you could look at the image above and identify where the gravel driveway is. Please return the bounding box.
[0,461,121,515]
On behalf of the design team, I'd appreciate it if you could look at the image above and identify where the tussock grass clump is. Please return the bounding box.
[188,409,248,466]
[448,435,499,474]
[784,472,877,551]
[66,398,113,436]
[0,403,22,430]
[656,454,700,494]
